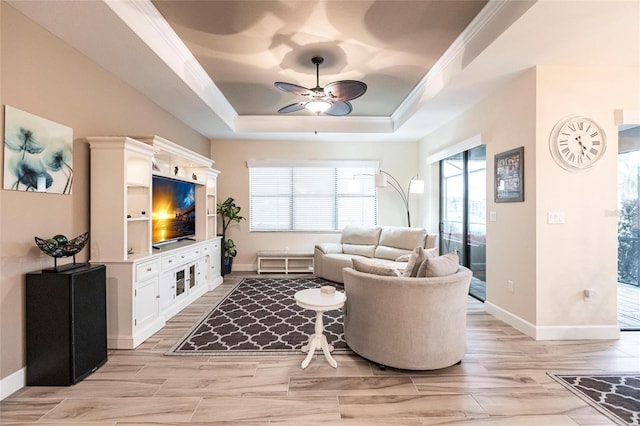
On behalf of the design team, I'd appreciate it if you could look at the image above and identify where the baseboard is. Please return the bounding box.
[233,263,257,272]
[484,301,537,338]
[484,302,620,340]
[0,368,25,400]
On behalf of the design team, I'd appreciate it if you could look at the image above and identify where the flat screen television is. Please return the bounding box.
[152,175,196,246]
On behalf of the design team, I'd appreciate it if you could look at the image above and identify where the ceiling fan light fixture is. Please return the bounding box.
[275,56,366,116]
[305,99,332,114]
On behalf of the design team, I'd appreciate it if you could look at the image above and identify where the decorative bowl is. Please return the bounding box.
[35,232,89,258]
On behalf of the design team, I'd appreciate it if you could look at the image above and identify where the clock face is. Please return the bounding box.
[550,116,606,171]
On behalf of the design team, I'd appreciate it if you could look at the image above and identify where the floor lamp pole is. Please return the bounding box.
[377,170,419,227]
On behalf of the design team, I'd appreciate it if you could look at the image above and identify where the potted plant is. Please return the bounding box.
[217,197,245,275]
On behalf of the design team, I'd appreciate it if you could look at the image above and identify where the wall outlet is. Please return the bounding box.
[507,280,514,292]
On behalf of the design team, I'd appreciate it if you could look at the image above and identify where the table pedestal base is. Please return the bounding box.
[300,310,337,369]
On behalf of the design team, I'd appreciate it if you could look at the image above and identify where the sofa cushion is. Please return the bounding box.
[342,225,382,246]
[374,227,428,260]
[343,243,376,258]
[416,251,459,277]
[351,258,401,277]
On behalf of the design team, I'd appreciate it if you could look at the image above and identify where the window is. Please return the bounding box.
[249,161,377,232]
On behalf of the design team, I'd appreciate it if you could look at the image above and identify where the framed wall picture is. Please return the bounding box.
[3,105,73,194]
[495,146,524,203]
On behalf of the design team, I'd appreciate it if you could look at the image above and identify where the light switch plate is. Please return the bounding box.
[548,211,565,224]
[489,211,497,222]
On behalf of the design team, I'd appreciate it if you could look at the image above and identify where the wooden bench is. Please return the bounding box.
[257,250,314,274]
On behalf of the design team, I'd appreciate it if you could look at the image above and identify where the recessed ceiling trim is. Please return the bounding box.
[235,115,393,134]
[105,0,237,130]
[391,0,535,131]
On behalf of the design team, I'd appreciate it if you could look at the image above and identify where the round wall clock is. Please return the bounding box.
[549,115,606,172]
[549,115,607,172]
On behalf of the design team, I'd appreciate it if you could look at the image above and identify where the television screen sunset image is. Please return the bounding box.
[152,176,196,244]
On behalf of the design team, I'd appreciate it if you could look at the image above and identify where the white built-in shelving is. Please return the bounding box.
[87,135,222,349]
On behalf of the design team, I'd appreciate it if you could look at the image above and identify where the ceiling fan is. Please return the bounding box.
[274,56,367,116]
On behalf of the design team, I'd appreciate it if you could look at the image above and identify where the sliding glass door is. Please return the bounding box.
[440,146,486,301]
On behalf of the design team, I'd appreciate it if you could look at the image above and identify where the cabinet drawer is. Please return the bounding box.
[136,259,159,282]
[177,247,202,263]
[162,255,177,269]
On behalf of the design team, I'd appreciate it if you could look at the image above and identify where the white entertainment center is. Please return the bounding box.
[87,136,222,349]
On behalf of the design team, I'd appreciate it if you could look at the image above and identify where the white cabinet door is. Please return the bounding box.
[159,271,175,312]
[194,259,206,288]
[134,277,158,330]
[209,240,222,282]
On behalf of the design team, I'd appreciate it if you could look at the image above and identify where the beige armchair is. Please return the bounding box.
[342,266,472,370]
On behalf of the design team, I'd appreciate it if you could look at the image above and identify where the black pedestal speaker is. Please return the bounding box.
[26,264,107,386]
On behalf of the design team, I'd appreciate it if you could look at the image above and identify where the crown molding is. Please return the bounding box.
[104,0,238,130]
[391,0,536,131]
[235,115,393,135]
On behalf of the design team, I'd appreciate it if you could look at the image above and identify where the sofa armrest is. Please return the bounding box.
[314,243,343,255]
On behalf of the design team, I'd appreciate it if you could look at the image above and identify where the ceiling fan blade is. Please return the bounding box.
[324,80,367,101]
[325,101,353,116]
[274,82,314,96]
[277,103,306,114]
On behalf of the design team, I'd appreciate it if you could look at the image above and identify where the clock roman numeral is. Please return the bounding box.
[592,140,601,146]
[577,121,584,130]
[590,147,598,155]
[577,155,584,164]
[568,124,576,132]
[590,131,599,138]
[559,140,569,146]
[561,147,570,156]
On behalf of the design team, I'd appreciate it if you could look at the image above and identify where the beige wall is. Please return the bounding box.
[0,3,209,382]
[211,139,421,270]
[535,65,638,328]
[419,69,538,323]
[419,65,639,336]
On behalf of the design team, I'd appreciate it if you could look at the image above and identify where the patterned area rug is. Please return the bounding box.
[168,276,350,355]
[548,372,640,426]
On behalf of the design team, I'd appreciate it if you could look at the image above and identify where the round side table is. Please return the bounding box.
[294,288,346,369]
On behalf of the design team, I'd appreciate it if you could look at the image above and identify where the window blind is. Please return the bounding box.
[249,164,377,232]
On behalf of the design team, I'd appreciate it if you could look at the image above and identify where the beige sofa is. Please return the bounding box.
[342,265,472,370]
[314,225,437,283]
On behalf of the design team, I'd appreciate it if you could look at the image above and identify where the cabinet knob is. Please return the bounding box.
[147,267,152,272]
[156,295,160,299]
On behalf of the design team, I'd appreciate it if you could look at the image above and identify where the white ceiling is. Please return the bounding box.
[9,0,640,143]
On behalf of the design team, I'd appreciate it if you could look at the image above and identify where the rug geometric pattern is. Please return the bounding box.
[169,277,350,355]
[549,373,640,426]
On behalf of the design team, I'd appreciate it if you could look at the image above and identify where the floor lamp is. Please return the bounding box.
[376,170,424,227]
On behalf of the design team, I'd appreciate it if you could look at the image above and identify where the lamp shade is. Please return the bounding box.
[409,179,424,194]
[305,100,331,114]
[374,172,387,187]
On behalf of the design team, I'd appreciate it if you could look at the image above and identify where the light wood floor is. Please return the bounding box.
[2,274,639,425]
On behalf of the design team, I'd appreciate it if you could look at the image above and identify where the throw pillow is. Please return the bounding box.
[416,251,459,277]
[425,247,439,258]
[395,254,410,262]
[352,258,401,277]
[402,246,429,277]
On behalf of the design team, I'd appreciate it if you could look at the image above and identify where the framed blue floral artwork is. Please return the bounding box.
[3,105,73,194]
